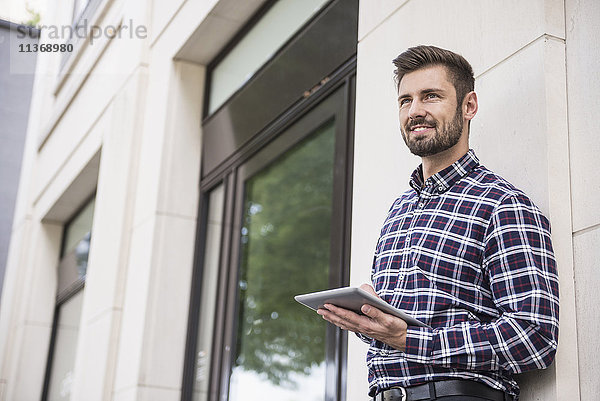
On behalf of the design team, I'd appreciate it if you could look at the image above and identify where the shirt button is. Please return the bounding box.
[418,202,424,208]
[438,186,444,191]
[380,350,389,356]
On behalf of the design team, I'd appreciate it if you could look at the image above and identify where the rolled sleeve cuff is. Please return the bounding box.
[404,326,434,363]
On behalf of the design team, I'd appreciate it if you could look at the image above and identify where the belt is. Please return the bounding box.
[373,379,510,401]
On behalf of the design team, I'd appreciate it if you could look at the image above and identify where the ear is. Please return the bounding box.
[463,91,478,122]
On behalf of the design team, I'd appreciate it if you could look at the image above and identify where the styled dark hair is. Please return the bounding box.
[392,45,475,104]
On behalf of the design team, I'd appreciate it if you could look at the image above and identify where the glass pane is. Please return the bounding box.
[63,199,95,256]
[192,184,226,401]
[73,0,90,23]
[229,120,335,401]
[58,198,95,296]
[208,0,329,114]
[46,290,84,401]
[57,232,90,295]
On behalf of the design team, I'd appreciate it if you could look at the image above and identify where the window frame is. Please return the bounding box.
[182,1,358,399]
[41,194,96,401]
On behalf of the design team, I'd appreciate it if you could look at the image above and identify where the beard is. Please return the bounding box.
[400,106,463,157]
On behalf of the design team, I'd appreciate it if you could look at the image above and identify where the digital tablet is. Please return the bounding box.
[294,287,429,328]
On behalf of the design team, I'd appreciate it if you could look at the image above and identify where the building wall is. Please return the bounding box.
[0,0,248,399]
[0,0,203,398]
[350,0,597,400]
[0,0,597,400]
[565,0,600,399]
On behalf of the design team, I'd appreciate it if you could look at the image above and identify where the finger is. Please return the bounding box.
[361,304,408,332]
[317,308,335,323]
[319,304,369,332]
[322,303,360,318]
[317,306,350,323]
[318,308,352,331]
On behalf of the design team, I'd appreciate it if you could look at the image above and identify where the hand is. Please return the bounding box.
[317,283,408,351]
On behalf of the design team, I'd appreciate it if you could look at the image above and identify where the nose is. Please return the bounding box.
[408,99,426,120]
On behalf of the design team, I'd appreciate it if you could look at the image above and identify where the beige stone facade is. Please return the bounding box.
[0,0,598,400]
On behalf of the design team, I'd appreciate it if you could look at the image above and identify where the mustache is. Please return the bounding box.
[406,118,437,130]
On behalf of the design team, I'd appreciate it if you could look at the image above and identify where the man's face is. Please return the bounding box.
[397,65,464,157]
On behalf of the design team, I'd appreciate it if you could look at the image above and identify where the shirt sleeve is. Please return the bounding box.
[355,332,372,344]
[402,193,559,374]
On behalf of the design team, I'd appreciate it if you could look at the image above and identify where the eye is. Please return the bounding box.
[399,98,411,107]
[425,93,439,100]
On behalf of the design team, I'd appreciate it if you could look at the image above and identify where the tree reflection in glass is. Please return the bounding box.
[229,121,335,401]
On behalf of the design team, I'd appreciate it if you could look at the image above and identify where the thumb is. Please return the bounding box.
[360,283,379,298]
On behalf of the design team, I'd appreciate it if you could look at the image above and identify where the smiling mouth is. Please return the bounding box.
[409,125,434,133]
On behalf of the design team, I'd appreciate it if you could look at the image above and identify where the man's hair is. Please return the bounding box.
[392,45,475,104]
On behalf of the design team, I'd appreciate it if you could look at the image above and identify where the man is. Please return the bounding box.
[317,46,559,401]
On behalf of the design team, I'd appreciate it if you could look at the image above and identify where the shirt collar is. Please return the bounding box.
[409,149,480,194]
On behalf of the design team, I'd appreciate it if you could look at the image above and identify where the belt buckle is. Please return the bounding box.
[382,387,407,401]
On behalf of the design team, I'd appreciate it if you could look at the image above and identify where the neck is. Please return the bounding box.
[421,140,469,181]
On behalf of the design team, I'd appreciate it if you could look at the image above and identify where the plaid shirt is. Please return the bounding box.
[362,150,559,398]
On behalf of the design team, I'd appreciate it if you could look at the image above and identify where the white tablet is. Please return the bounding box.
[294,287,429,328]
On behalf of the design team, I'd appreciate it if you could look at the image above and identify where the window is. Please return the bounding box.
[182,1,358,400]
[207,0,330,114]
[72,0,91,24]
[60,0,103,70]
[42,198,95,401]
[228,117,336,401]
[190,185,225,400]
[189,84,354,401]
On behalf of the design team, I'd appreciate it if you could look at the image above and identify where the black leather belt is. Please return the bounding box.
[373,380,510,401]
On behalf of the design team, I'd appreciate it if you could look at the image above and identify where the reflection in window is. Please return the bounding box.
[56,200,94,296]
[208,0,329,114]
[62,199,95,257]
[229,121,335,401]
[192,185,225,401]
[72,0,91,24]
[44,198,95,401]
[61,0,102,70]
[45,291,84,401]
[74,232,90,278]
